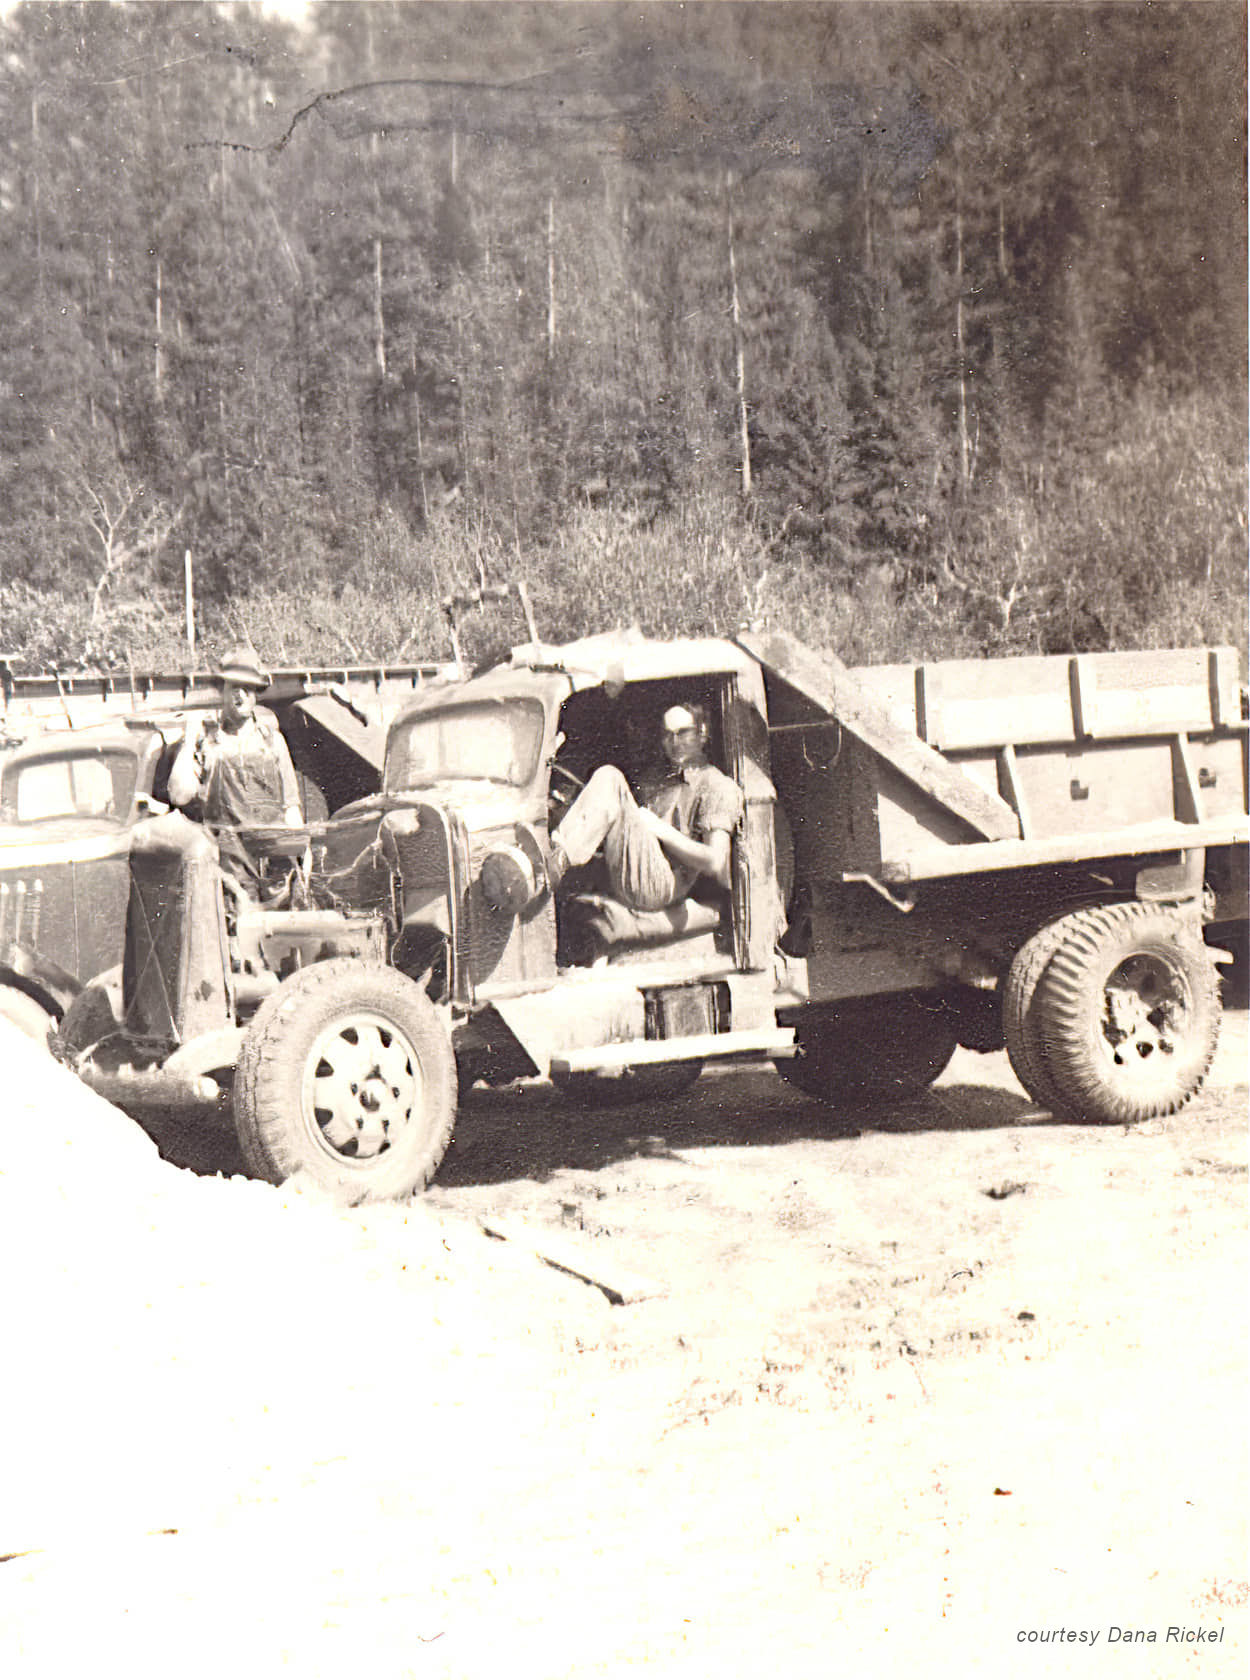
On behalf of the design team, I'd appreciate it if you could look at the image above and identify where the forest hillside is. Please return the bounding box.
[0,1,1245,673]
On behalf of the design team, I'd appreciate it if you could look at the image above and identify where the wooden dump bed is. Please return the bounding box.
[738,632,1248,886]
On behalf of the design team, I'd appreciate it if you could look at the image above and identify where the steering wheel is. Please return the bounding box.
[549,763,586,798]
[548,761,586,817]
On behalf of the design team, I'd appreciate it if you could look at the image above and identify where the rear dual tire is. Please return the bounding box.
[1007,903,1219,1124]
[551,1061,704,1107]
[775,992,959,1107]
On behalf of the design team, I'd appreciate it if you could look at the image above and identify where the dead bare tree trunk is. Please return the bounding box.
[954,171,972,491]
[413,369,430,523]
[546,196,557,360]
[154,257,165,400]
[370,106,387,378]
[31,89,43,293]
[373,234,387,378]
[725,170,752,497]
[85,479,181,628]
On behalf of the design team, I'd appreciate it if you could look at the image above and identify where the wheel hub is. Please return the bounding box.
[301,1013,423,1161]
[1101,954,1189,1074]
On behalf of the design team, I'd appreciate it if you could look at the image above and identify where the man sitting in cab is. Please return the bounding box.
[547,702,743,914]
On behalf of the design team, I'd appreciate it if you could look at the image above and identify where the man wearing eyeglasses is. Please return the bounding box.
[547,702,743,911]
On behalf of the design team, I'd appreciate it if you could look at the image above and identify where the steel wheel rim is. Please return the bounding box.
[299,1010,424,1163]
[1099,951,1194,1082]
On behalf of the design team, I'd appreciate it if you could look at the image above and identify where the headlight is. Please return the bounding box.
[480,844,542,914]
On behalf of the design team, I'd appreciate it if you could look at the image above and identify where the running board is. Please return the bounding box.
[551,1025,795,1077]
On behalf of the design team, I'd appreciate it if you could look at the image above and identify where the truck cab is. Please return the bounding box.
[0,720,176,1035]
[316,631,803,1097]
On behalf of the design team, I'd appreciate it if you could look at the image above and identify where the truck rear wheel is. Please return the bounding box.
[551,1061,704,1107]
[776,993,958,1107]
[234,958,456,1201]
[1003,918,1082,1113]
[1032,903,1220,1124]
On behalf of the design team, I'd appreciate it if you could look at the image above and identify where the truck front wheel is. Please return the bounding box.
[234,958,456,1201]
[776,993,958,1107]
[1032,903,1220,1124]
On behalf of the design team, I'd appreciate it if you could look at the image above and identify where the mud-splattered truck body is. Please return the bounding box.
[0,661,451,1037]
[745,633,1245,1114]
[61,629,1247,1199]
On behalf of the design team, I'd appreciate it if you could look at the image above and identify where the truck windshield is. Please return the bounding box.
[0,751,139,825]
[385,699,546,791]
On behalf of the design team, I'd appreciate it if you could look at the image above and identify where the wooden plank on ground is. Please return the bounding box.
[478,1213,667,1305]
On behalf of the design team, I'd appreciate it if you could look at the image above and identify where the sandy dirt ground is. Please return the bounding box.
[1,1011,1245,1679]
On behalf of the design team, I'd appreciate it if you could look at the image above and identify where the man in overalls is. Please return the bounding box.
[168,646,303,899]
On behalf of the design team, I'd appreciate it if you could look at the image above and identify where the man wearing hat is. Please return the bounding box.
[168,646,303,896]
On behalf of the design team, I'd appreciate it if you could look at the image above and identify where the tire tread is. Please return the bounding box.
[234,958,456,1199]
[1035,902,1219,1125]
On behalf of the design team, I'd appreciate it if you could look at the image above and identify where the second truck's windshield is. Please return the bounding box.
[385,699,546,791]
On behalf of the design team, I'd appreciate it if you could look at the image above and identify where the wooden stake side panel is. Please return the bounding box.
[742,631,1247,882]
[851,646,1241,752]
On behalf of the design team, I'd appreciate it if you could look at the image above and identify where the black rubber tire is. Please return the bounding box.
[551,1060,704,1107]
[1003,917,1083,1112]
[0,982,55,1044]
[54,979,122,1058]
[775,993,959,1107]
[1032,903,1220,1124]
[234,958,457,1200]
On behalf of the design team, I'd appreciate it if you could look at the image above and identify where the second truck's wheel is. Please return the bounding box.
[234,958,456,1201]
[0,982,55,1044]
[1032,903,1220,1125]
[775,992,959,1107]
[551,1060,704,1107]
[53,974,123,1062]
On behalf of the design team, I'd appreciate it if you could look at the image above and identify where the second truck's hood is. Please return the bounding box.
[0,817,132,866]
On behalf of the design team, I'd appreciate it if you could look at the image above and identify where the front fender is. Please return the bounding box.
[0,942,79,1016]
[164,1025,246,1080]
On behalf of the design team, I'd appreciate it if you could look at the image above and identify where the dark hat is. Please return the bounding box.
[217,646,269,689]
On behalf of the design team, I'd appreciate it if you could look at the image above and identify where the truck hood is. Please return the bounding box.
[0,817,132,866]
[331,783,538,830]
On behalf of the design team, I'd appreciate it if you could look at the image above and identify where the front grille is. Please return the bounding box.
[124,825,231,1045]
[0,876,44,948]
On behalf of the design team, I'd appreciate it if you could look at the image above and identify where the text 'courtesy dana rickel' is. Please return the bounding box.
[1016,1627,1227,1646]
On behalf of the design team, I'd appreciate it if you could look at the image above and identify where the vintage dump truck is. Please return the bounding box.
[0,660,450,1036]
[58,628,1247,1200]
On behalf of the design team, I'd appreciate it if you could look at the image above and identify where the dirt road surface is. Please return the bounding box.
[1,1014,1245,1678]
